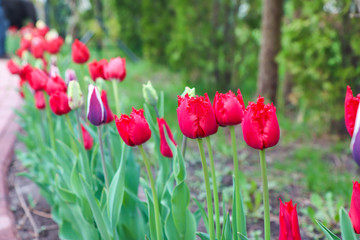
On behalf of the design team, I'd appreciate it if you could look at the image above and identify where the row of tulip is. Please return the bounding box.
[7,22,360,239]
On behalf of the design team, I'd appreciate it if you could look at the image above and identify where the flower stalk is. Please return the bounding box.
[98,126,109,190]
[259,149,270,240]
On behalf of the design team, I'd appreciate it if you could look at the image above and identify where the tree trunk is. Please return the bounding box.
[257,0,283,104]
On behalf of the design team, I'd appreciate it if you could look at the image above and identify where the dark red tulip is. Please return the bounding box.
[177,93,218,139]
[279,199,301,240]
[157,118,177,158]
[345,86,360,137]
[87,85,107,126]
[35,91,45,110]
[19,64,33,81]
[213,89,245,126]
[49,91,71,115]
[88,59,107,81]
[104,57,126,81]
[242,96,280,150]
[72,39,90,64]
[29,68,48,92]
[31,36,45,59]
[101,90,114,123]
[115,108,151,147]
[46,37,64,54]
[7,59,20,74]
[81,124,94,150]
[46,75,67,95]
[349,181,360,234]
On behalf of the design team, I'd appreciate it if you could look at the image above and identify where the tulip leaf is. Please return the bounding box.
[196,232,210,240]
[145,190,157,240]
[221,213,232,240]
[194,198,209,233]
[316,220,341,240]
[108,142,127,228]
[340,207,357,240]
[55,175,77,203]
[159,91,164,118]
[80,174,112,240]
[237,233,250,240]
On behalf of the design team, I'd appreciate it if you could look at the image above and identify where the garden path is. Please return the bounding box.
[0,59,22,239]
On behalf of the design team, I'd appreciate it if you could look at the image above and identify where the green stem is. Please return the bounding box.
[205,137,221,240]
[230,125,243,238]
[139,145,163,240]
[181,136,187,158]
[259,149,270,240]
[112,80,121,116]
[65,114,78,155]
[98,126,109,190]
[75,110,84,147]
[197,138,215,240]
[106,126,116,169]
[45,95,56,150]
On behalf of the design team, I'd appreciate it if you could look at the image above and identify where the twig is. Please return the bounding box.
[31,209,52,219]
[14,182,39,240]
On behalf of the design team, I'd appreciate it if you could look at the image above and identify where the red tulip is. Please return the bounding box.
[279,199,301,240]
[20,37,31,50]
[49,91,71,115]
[213,89,245,126]
[177,93,218,139]
[31,36,45,59]
[101,90,114,123]
[81,124,94,150]
[242,96,280,150]
[87,85,107,126]
[158,118,177,158]
[46,75,67,95]
[349,181,360,234]
[19,64,33,81]
[72,39,90,64]
[29,68,48,92]
[104,57,126,81]
[47,37,64,54]
[7,60,20,74]
[88,59,107,81]
[115,108,151,146]
[35,91,45,110]
[345,86,360,137]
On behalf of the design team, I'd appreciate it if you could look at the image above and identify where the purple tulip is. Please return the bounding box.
[87,84,107,126]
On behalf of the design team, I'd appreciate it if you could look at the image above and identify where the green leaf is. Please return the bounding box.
[196,232,210,240]
[145,190,157,240]
[316,220,341,240]
[221,213,232,240]
[55,175,77,203]
[194,199,209,233]
[340,207,357,240]
[80,175,112,240]
[107,142,127,228]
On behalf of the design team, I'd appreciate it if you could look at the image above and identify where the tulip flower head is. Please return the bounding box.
[49,91,71,115]
[213,89,245,126]
[30,36,45,59]
[46,36,64,55]
[34,91,45,110]
[242,96,280,150]
[100,90,114,123]
[87,85,107,126]
[7,59,20,74]
[349,181,360,234]
[177,93,218,139]
[143,81,158,107]
[67,80,83,110]
[72,39,90,64]
[104,57,126,81]
[65,69,77,84]
[29,68,48,92]
[88,59,107,81]
[81,124,94,150]
[279,199,301,240]
[115,108,151,147]
[158,118,177,158]
[46,75,67,95]
[345,86,360,137]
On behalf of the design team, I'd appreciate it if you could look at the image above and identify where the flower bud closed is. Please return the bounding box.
[81,124,94,150]
[67,80,83,110]
[35,91,45,110]
[279,199,301,240]
[87,84,107,126]
[158,118,177,158]
[143,81,158,107]
[181,86,196,98]
[49,91,71,115]
[349,181,360,234]
[72,39,90,64]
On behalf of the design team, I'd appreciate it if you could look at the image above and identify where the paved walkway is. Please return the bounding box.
[0,59,22,239]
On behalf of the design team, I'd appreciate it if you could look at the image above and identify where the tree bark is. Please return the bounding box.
[257,0,283,104]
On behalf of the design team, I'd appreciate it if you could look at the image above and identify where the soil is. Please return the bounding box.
[7,143,59,240]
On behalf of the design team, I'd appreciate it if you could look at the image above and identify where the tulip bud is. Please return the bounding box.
[68,81,83,110]
[115,108,151,146]
[29,68,48,92]
[349,181,360,234]
[101,90,114,123]
[7,59,20,74]
[65,69,77,84]
[279,199,301,240]
[143,81,158,107]
[345,86,360,137]
[72,39,90,64]
[87,84,107,126]
[81,124,94,150]
[158,118,177,158]
[181,86,195,98]
[88,59,107,81]
[104,57,126,81]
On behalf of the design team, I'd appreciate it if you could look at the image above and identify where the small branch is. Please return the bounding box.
[14,182,39,240]
[31,209,52,219]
